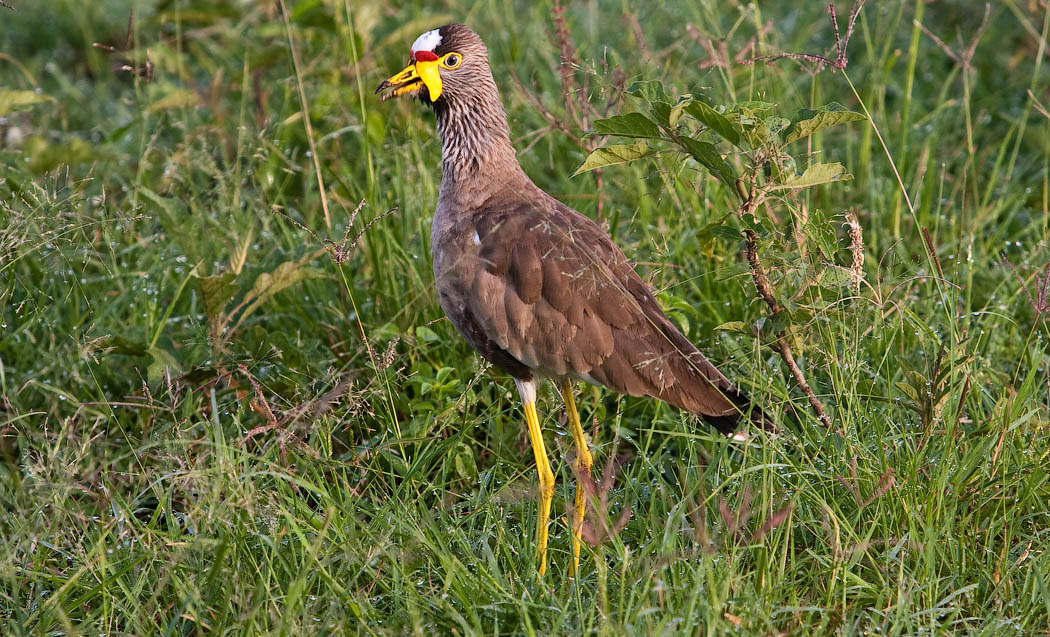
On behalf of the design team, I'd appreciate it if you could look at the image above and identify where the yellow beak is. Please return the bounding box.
[375,58,443,102]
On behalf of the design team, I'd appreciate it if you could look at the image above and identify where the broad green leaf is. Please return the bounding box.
[695,215,742,257]
[0,89,55,115]
[817,266,855,289]
[136,184,179,216]
[626,80,669,102]
[684,101,741,145]
[147,346,182,383]
[415,325,441,343]
[98,335,149,356]
[668,97,691,128]
[235,248,327,328]
[714,321,748,334]
[572,140,654,176]
[199,272,238,322]
[291,0,328,24]
[371,321,402,341]
[22,134,98,173]
[734,100,777,113]
[784,103,867,144]
[766,312,793,336]
[908,371,929,393]
[738,213,768,234]
[678,136,736,189]
[650,102,672,128]
[901,306,940,343]
[702,223,744,244]
[895,380,919,402]
[764,116,791,136]
[592,113,662,139]
[453,442,478,480]
[773,162,852,190]
[742,120,772,147]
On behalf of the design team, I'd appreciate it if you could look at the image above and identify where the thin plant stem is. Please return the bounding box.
[278,0,332,229]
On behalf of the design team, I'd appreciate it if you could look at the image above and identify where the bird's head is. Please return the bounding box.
[375,24,489,106]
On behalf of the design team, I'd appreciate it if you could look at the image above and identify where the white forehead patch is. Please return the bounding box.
[411,29,442,54]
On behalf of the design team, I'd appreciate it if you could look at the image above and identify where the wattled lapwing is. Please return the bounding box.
[377,24,772,576]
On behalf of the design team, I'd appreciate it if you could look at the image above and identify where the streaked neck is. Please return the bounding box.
[434,89,526,206]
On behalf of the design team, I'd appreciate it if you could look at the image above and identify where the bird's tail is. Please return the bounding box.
[703,387,778,436]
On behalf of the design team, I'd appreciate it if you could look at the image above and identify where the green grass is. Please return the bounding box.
[2,0,1050,633]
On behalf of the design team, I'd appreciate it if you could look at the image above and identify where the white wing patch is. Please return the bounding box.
[411,29,442,54]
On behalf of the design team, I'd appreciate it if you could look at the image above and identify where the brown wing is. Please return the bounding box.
[461,193,758,433]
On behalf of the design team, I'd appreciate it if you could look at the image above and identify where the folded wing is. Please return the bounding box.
[462,195,760,433]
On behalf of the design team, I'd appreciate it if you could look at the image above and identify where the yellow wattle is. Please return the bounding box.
[415,59,443,101]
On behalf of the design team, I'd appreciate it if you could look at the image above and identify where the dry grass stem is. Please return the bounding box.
[915,4,991,70]
[1002,256,1050,318]
[837,457,896,510]
[277,0,331,229]
[91,9,154,81]
[743,1,865,71]
[688,21,773,69]
[275,199,398,265]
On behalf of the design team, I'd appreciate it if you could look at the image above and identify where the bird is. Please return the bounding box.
[376,23,772,577]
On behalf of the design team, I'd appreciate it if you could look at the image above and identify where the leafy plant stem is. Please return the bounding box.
[739,187,832,428]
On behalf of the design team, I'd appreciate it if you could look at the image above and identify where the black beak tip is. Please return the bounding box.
[375,80,391,95]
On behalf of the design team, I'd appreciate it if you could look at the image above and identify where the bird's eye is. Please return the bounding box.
[441,53,462,69]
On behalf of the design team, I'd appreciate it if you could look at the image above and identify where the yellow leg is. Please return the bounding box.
[561,379,593,577]
[516,379,554,576]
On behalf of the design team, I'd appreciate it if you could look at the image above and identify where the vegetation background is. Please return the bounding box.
[2,0,1049,633]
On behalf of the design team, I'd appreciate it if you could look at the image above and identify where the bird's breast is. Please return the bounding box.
[431,215,481,306]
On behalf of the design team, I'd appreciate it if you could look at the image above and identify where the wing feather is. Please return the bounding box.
[454,194,755,430]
